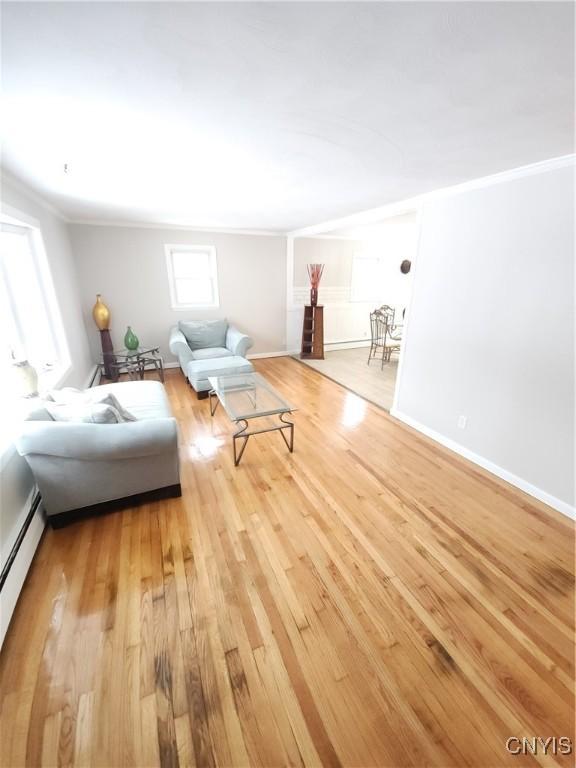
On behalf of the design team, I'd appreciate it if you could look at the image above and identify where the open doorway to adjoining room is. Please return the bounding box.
[289,209,419,411]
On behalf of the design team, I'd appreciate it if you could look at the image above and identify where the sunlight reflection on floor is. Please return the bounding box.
[189,434,226,460]
[340,391,367,428]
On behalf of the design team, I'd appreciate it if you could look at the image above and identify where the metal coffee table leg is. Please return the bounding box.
[233,420,250,466]
[209,389,219,416]
[231,414,295,466]
[208,385,295,466]
[279,412,295,452]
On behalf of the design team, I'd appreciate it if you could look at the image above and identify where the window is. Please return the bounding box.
[165,244,219,309]
[350,254,384,302]
[0,216,70,393]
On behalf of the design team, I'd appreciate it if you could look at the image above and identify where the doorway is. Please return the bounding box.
[289,209,419,411]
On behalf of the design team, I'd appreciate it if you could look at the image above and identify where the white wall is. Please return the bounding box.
[293,237,363,286]
[1,174,94,645]
[361,214,418,315]
[394,161,575,514]
[69,225,287,361]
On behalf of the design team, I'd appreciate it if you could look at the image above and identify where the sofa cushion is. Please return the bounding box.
[46,402,123,424]
[186,356,254,390]
[191,347,233,361]
[178,319,228,350]
[46,388,137,422]
[23,399,55,422]
[93,381,173,421]
[94,393,137,422]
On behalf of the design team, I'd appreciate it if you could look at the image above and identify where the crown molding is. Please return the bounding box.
[288,153,576,238]
[4,153,573,238]
[1,170,70,223]
[300,233,366,241]
[67,218,284,237]
[1,169,284,235]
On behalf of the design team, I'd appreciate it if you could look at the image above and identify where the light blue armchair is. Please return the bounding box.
[169,320,254,397]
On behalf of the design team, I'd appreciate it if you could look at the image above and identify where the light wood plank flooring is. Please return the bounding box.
[297,347,398,411]
[0,358,573,767]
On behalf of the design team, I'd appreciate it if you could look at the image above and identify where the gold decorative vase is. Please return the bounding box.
[92,294,110,330]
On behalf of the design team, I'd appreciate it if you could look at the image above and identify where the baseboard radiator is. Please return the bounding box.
[0,492,45,648]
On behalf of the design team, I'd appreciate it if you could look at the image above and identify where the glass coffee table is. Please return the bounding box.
[208,372,296,466]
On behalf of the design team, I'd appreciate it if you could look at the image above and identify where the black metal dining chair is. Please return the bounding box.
[367,306,402,368]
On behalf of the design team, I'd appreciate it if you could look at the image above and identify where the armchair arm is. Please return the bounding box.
[226,326,253,357]
[15,419,178,461]
[168,326,194,367]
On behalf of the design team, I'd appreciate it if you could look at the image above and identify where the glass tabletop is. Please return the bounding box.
[208,372,295,421]
[102,346,160,360]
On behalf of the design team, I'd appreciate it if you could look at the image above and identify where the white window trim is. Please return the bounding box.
[164,244,220,310]
[0,206,72,389]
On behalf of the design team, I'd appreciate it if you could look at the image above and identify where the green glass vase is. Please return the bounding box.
[124,326,139,350]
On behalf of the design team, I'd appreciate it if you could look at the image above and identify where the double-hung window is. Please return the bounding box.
[0,216,70,391]
[165,244,219,310]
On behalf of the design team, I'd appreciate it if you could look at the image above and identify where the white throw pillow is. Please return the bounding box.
[45,402,122,424]
[46,388,137,421]
[94,392,137,422]
[22,398,56,421]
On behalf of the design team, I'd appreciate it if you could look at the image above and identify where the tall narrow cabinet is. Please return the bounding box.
[300,305,324,359]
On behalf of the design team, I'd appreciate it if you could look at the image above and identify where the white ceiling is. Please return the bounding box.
[326,211,418,241]
[1,2,574,232]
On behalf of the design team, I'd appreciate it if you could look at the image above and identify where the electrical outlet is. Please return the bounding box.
[457,415,467,429]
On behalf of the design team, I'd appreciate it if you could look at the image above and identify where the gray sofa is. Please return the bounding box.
[169,320,254,395]
[15,380,181,527]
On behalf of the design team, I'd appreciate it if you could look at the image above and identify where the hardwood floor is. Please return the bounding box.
[296,347,398,411]
[0,358,573,768]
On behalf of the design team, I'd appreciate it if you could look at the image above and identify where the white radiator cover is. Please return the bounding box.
[0,492,45,648]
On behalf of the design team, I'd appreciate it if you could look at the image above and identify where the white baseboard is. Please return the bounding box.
[84,364,100,388]
[248,351,291,360]
[390,409,575,520]
[0,493,45,648]
[325,339,371,351]
[109,357,292,371]
[92,362,183,376]
[286,342,371,356]
[288,340,371,354]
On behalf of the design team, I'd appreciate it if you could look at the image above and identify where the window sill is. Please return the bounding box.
[170,304,220,311]
[40,362,72,392]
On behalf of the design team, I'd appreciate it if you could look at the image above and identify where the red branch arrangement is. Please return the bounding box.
[307,263,324,289]
[307,263,324,307]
